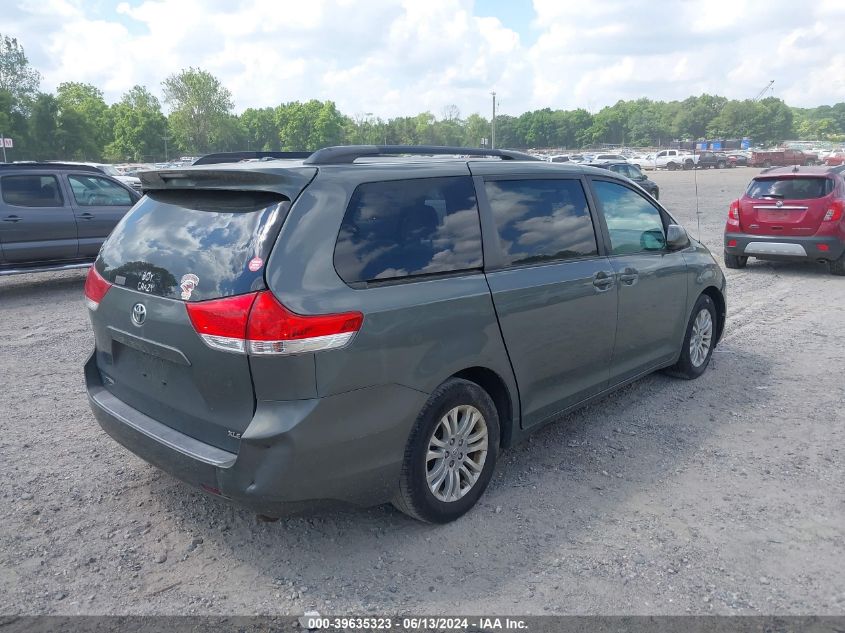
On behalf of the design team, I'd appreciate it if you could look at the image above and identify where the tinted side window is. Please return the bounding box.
[485,179,598,266]
[1,175,64,207]
[592,180,666,255]
[334,176,482,284]
[68,175,133,206]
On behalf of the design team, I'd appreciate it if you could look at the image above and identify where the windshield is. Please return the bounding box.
[747,177,833,200]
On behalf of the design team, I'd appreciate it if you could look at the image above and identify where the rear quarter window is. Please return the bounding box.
[333,176,483,285]
[747,177,833,199]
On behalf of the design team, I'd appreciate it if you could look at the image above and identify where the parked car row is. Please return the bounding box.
[541,149,758,171]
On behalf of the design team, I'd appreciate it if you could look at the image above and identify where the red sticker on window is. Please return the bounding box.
[248,257,264,272]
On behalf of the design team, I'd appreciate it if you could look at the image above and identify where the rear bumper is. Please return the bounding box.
[85,353,428,515]
[724,233,845,261]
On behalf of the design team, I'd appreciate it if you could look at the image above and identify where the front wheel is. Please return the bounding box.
[393,378,500,523]
[665,294,717,380]
[667,162,678,171]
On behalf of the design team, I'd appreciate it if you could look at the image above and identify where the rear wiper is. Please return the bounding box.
[761,194,784,199]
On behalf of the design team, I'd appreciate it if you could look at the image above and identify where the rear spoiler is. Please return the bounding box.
[192,151,312,165]
[139,166,317,200]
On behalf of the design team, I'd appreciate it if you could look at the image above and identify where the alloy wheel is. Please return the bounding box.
[426,405,488,502]
[689,309,713,368]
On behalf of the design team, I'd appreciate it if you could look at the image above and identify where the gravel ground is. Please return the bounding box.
[1,167,844,616]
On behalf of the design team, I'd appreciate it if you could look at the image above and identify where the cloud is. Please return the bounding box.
[3,0,843,119]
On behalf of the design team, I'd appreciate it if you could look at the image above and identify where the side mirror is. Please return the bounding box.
[666,224,690,251]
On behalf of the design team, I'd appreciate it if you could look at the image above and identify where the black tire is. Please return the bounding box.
[717,161,726,169]
[665,294,718,380]
[667,162,678,171]
[830,253,845,276]
[724,252,748,269]
[393,378,500,523]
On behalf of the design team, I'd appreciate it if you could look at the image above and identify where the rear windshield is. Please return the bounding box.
[96,190,289,301]
[747,177,833,200]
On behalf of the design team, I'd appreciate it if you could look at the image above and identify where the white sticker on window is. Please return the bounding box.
[180,274,199,300]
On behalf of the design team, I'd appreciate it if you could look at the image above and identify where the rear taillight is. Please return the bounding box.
[186,291,363,356]
[246,291,363,355]
[186,293,257,353]
[823,200,844,222]
[84,266,112,310]
[727,200,741,228]
[728,200,741,221]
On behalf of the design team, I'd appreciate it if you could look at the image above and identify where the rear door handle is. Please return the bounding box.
[2,215,22,223]
[78,212,95,220]
[592,271,615,291]
[619,267,639,286]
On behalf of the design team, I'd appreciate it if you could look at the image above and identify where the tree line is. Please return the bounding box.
[2,34,844,163]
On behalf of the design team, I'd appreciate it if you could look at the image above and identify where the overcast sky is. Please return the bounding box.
[5,0,845,118]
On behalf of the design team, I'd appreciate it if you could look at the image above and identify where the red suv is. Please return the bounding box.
[723,167,845,275]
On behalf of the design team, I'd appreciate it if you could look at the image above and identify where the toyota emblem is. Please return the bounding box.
[131,303,147,326]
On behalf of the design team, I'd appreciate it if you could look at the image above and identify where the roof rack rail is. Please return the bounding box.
[192,151,312,166]
[302,145,540,165]
[0,162,103,172]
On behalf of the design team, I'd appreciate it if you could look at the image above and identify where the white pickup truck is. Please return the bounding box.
[649,149,697,171]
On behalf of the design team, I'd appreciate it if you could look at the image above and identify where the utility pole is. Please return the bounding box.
[364,112,373,144]
[490,91,497,149]
[162,132,171,162]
